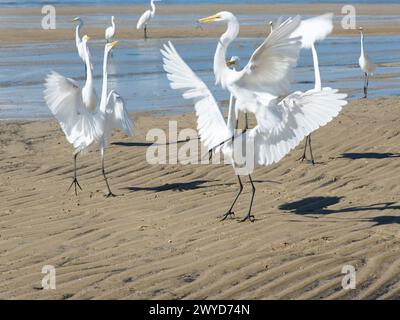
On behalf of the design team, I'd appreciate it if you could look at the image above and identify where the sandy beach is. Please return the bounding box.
[1,96,400,299]
[1,4,400,44]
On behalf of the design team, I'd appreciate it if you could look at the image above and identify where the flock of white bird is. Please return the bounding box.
[44,4,379,222]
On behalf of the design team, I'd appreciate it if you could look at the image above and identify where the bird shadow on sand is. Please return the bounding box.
[126,180,235,193]
[279,196,400,226]
[339,152,400,160]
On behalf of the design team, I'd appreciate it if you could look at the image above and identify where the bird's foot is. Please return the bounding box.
[240,213,256,223]
[67,178,82,196]
[105,192,117,198]
[220,211,235,221]
[298,154,307,162]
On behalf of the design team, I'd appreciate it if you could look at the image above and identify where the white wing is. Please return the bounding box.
[43,72,101,153]
[161,41,232,151]
[103,90,134,147]
[291,13,334,49]
[137,10,151,29]
[250,87,347,166]
[235,16,302,97]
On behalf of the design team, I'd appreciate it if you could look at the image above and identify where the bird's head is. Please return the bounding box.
[198,11,236,24]
[82,35,91,43]
[72,17,82,23]
[226,56,240,68]
[111,15,115,22]
[106,41,118,53]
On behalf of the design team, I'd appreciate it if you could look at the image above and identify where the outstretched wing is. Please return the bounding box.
[235,16,302,97]
[291,13,334,49]
[249,87,347,166]
[161,41,232,151]
[103,90,134,146]
[43,71,101,153]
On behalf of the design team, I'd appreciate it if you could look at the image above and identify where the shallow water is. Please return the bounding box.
[0,34,399,120]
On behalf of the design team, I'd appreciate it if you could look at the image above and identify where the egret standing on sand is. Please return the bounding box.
[137,0,161,39]
[290,13,334,164]
[162,41,347,222]
[44,40,133,197]
[358,27,375,98]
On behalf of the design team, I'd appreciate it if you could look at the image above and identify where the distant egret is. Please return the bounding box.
[44,40,133,197]
[105,16,116,43]
[290,13,334,164]
[162,41,347,222]
[358,27,375,98]
[137,0,161,39]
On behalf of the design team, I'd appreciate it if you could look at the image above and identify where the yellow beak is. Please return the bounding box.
[83,36,91,41]
[110,41,119,48]
[226,60,235,67]
[198,14,220,24]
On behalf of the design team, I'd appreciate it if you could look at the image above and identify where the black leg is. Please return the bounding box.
[221,176,243,221]
[298,135,309,162]
[101,149,116,198]
[67,153,82,196]
[144,25,148,39]
[308,135,315,165]
[365,74,369,98]
[245,113,249,131]
[240,175,256,223]
[363,73,368,98]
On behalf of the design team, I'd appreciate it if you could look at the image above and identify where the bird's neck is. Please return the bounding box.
[75,22,82,43]
[150,1,156,16]
[111,18,115,28]
[214,18,239,87]
[311,43,322,91]
[100,49,110,113]
[360,32,365,57]
[83,43,93,86]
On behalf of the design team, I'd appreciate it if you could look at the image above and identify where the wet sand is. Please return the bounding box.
[1,97,400,299]
[1,4,400,44]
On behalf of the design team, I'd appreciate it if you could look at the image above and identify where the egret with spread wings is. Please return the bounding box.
[290,13,334,164]
[162,41,347,222]
[198,12,302,134]
[44,40,133,197]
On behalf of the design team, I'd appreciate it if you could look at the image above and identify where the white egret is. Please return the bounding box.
[162,41,347,222]
[358,27,375,98]
[44,40,134,197]
[137,0,161,39]
[290,13,334,164]
[198,12,302,134]
[72,17,93,71]
[105,16,116,43]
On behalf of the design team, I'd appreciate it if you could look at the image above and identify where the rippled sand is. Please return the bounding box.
[1,97,400,299]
